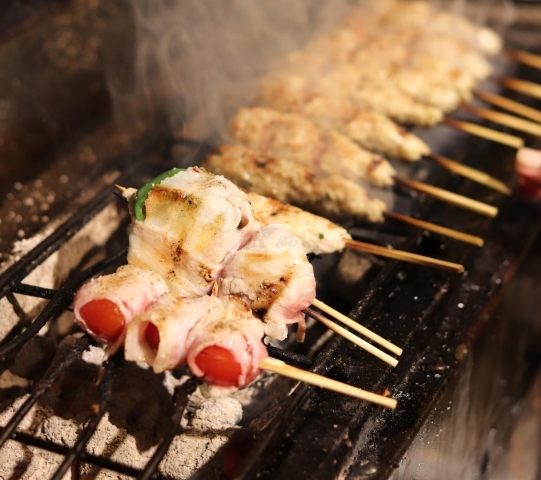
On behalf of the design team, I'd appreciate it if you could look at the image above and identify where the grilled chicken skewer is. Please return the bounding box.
[205,144,495,224]
[231,107,396,187]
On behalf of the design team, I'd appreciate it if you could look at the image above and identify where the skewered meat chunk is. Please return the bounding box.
[186,296,268,396]
[203,145,387,223]
[127,167,260,298]
[73,265,168,348]
[219,224,316,341]
[246,191,351,255]
[230,107,396,187]
[372,0,502,56]
[124,294,222,374]
[258,74,431,159]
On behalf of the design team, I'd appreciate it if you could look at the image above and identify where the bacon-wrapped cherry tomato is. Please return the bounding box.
[194,346,243,388]
[79,299,125,342]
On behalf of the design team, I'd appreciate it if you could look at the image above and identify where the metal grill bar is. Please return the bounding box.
[50,353,120,480]
[0,249,126,359]
[0,336,91,448]
[137,377,199,480]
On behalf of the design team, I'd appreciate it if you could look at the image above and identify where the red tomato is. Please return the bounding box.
[144,323,161,351]
[79,299,125,342]
[195,346,242,387]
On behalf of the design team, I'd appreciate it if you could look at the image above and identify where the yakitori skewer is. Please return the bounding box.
[305,308,398,367]
[114,183,401,366]
[500,77,541,102]
[442,117,525,149]
[460,104,541,137]
[393,177,499,218]
[427,153,511,196]
[505,49,541,71]
[260,357,397,409]
[474,90,541,124]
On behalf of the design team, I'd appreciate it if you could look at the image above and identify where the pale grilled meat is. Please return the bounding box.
[246,191,352,255]
[127,167,260,298]
[258,74,430,160]
[219,224,316,341]
[203,145,387,223]
[231,107,396,187]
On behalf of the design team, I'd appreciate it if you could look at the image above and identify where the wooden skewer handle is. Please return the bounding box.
[260,357,397,409]
[443,117,524,149]
[506,49,541,70]
[306,308,398,366]
[460,104,541,137]
[384,210,484,247]
[345,239,464,274]
[501,77,541,102]
[427,153,511,196]
[394,176,498,218]
[474,90,541,124]
[312,299,403,356]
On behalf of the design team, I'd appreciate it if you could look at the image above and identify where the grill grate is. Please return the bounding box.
[2,46,541,480]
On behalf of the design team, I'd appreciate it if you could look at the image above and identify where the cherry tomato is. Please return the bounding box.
[144,323,161,351]
[195,346,242,387]
[79,299,125,342]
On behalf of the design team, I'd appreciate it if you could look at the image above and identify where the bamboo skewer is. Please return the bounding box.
[442,117,524,149]
[305,308,398,367]
[426,153,512,196]
[460,104,541,137]
[500,77,541,102]
[474,90,541,124]
[383,210,484,246]
[311,299,403,356]
[259,357,397,409]
[506,49,541,70]
[394,177,498,218]
[345,239,464,274]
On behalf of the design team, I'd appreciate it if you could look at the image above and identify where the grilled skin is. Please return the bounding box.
[203,145,387,223]
[231,107,396,187]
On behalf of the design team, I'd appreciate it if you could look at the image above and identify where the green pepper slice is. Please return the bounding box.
[133,168,185,221]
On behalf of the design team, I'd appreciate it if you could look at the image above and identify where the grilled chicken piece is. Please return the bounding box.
[219,224,316,341]
[258,74,430,160]
[246,191,351,255]
[230,107,396,187]
[203,145,387,223]
[127,167,260,298]
[73,265,168,350]
[186,296,268,397]
[124,294,222,374]
[372,1,502,56]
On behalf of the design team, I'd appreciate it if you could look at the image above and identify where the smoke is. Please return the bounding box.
[106,0,515,145]
[109,0,354,143]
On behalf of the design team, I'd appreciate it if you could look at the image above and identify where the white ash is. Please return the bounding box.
[0,203,121,343]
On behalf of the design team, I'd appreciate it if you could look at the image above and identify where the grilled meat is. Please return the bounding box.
[231,107,396,187]
[246,191,351,255]
[258,74,430,159]
[219,224,316,340]
[127,167,260,298]
[203,145,387,223]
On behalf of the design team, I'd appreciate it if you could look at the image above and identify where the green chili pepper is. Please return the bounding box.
[134,168,185,221]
